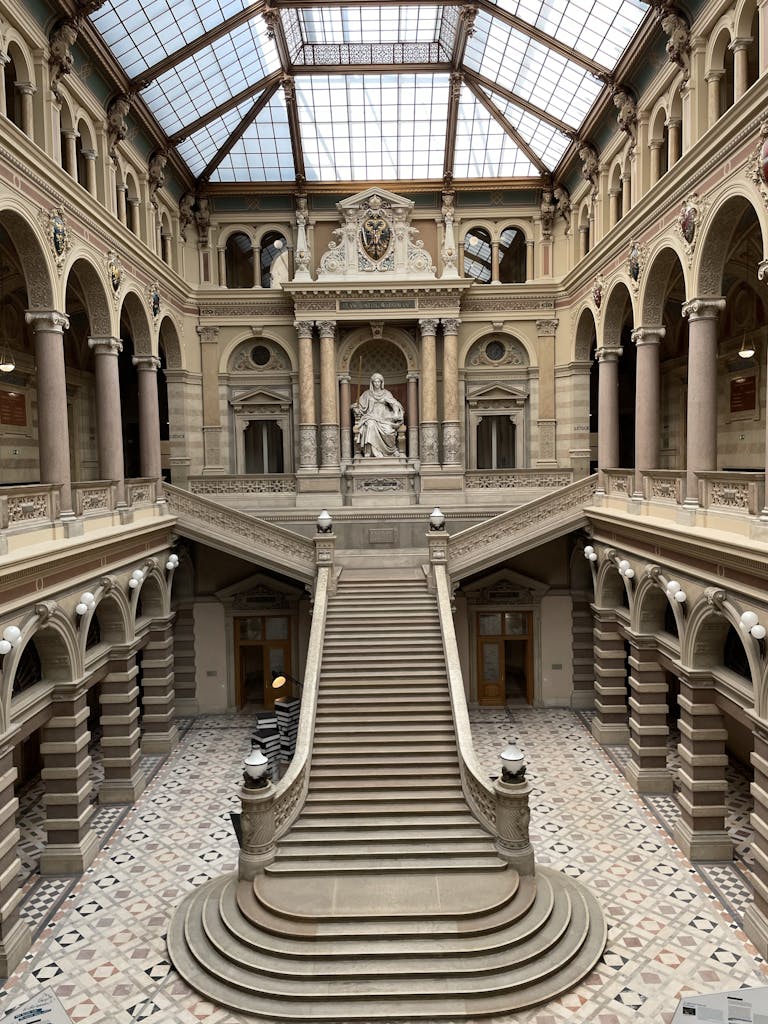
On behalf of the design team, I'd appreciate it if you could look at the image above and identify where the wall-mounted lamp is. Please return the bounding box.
[75,592,96,616]
[583,545,598,562]
[429,507,446,531]
[618,558,635,580]
[666,580,687,603]
[316,509,333,534]
[740,610,766,640]
[0,625,23,656]
[128,568,145,590]
[165,553,179,571]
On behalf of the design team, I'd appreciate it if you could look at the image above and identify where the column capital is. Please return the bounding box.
[665,116,682,129]
[294,320,314,339]
[196,325,219,343]
[441,317,461,334]
[631,325,665,346]
[596,345,622,362]
[704,68,725,83]
[730,35,753,50]
[535,318,559,336]
[339,373,351,384]
[81,148,98,160]
[406,372,419,383]
[16,81,36,95]
[682,296,725,321]
[526,239,534,248]
[88,336,123,356]
[419,318,439,335]
[132,354,161,371]
[25,309,69,333]
[757,260,768,283]
[317,320,336,340]
[0,52,9,68]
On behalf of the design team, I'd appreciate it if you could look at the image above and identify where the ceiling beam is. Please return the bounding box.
[466,77,548,174]
[263,2,293,71]
[463,69,574,136]
[288,61,453,74]
[199,79,282,181]
[281,76,307,181]
[168,70,283,143]
[443,71,462,180]
[130,1,267,89]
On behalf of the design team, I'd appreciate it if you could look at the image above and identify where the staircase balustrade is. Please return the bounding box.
[448,475,597,579]
[164,484,315,583]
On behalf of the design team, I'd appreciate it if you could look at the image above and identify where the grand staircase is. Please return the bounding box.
[168,568,606,1020]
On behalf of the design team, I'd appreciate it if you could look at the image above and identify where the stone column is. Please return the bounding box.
[296,321,317,469]
[17,81,34,137]
[116,185,128,226]
[745,715,768,957]
[759,0,768,73]
[0,728,31,976]
[595,345,622,490]
[0,54,8,118]
[161,232,171,265]
[62,129,77,178]
[317,321,339,468]
[339,374,352,462]
[89,337,126,505]
[99,654,146,803]
[39,689,99,874]
[732,38,752,99]
[535,318,558,468]
[406,373,419,460]
[621,173,631,215]
[681,298,724,505]
[525,239,534,281]
[197,325,223,473]
[624,636,674,793]
[441,318,461,467]
[632,326,664,496]
[706,71,723,126]
[609,190,620,227]
[133,355,164,493]
[26,310,74,515]
[591,611,629,744]
[578,225,589,259]
[672,671,733,861]
[649,142,661,185]
[82,149,98,194]
[217,246,227,287]
[141,617,179,754]
[419,318,439,465]
[490,241,500,284]
[128,197,140,235]
[667,118,682,166]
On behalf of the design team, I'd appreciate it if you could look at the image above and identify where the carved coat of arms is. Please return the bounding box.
[360,199,391,262]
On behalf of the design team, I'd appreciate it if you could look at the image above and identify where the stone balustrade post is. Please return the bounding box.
[673,670,732,861]
[525,239,534,282]
[419,318,439,465]
[732,38,752,99]
[632,326,664,496]
[296,320,317,470]
[217,246,227,287]
[621,173,631,215]
[62,129,77,178]
[681,298,725,506]
[317,321,339,468]
[667,118,681,165]
[441,318,461,468]
[591,611,629,744]
[706,71,724,126]
[649,142,661,185]
[82,149,98,195]
[609,190,620,228]
[39,689,99,874]
[116,185,128,225]
[99,654,146,803]
[140,616,179,753]
[238,782,277,880]
[89,336,126,506]
[490,240,500,284]
[17,81,34,137]
[494,777,535,875]
[624,636,674,793]
[0,728,30,976]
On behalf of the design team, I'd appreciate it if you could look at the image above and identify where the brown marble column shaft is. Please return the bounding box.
[419,318,439,465]
[681,298,724,505]
[632,326,664,496]
[441,318,461,467]
[26,310,73,515]
[536,318,559,467]
[197,325,222,472]
[317,321,339,468]
[296,320,317,469]
[133,355,163,491]
[89,336,126,505]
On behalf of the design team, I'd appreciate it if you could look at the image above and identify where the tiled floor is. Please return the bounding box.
[2,708,767,1023]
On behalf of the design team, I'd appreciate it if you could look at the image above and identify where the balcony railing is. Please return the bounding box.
[0,484,60,530]
[188,475,297,495]
[464,468,574,490]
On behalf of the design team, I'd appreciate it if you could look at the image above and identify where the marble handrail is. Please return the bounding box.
[273,563,330,839]
[433,561,496,835]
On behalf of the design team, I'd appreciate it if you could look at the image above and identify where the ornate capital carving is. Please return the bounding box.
[631,326,665,346]
[705,587,727,610]
[196,325,220,343]
[535,318,559,336]
[34,600,57,622]
[294,320,314,340]
[441,317,461,334]
[88,336,123,356]
[595,346,622,362]
[317,320,336,340]
[681,296,726,321]
[133,354,161,371]
[25,309,69,333]
[419,318,439,336]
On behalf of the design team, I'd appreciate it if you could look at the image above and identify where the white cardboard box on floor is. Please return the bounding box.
[673,985,768,1022]
[4,989,73,1023]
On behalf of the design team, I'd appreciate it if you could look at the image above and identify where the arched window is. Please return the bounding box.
[464,228,491,283]
[498,227,526,284]
[724,625,750,680]
[13,640,42,697]
[260,231,289,288]
[226,232,254,288]
[3,51,25,132]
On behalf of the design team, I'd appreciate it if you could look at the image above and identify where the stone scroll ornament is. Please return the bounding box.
[40,206,71,273]
[48,19,77,102]
[746,120,768,214]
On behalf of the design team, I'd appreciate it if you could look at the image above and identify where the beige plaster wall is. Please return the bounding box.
[538,594,574,705]
[193,599,230,712]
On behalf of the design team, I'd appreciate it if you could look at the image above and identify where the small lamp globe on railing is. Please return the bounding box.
[618,558,635,580]
[499,742,526,783]
[165,553,179,572]
[316,509,333,534]
[666,579,687,603]
[0,625,23,656]
[740,610,766,639]
[429,507,446,531]
[243,742,270,789]
[583,545,597,562]
[75,591,96,616]
[128,568,145,589]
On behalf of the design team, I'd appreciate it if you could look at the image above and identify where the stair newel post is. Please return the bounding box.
[315,509,336,593]
[427,506,448,592]
[494,778,535,876]
[238,782,277,880]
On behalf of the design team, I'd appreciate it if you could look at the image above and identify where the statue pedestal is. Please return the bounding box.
[342,457,419,506]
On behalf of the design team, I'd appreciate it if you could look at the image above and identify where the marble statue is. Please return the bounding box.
[352,374,404,458]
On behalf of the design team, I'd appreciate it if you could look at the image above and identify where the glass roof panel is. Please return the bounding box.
[296,74,448,181]
[482,87,570,169]
[210,92,295,182]
[140,20,280,136]
[176,97,258,176]
[295,5,443,44]
[465,11,602,126]
[89,0,252,78]
[453,86,538,178]
[488,0,648,67]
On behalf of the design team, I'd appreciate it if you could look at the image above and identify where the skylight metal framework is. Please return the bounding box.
[88,0,649,185]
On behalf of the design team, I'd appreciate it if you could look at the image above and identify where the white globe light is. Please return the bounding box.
[128,578,138,589]
[666,581,680,595]
[674,590,687,603]
[166,561,174,570]
[752,624,767,640]
[625,568,635,579]
[82,592,95,605]
[76,603,88,616]
[589,552,597,562]
[132,569,144,581]
[3,626,21,645]
[741,611,759,629]
[0,639,11,655]
[619,559,630,571]
[584,545,594,556]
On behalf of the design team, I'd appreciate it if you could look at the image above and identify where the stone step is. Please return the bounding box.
[320,670,449,681]
[289,813,481,831]
[310,744,459,758]
[308,777,463,793]
[264,856,509,876]
[299,800,470,816]
[281,826,486,843]
[314,723,455,736]
[318,685,448,695]
[315,712,453,727]
[309,765,459,779]
[305,787,465,803]
[275,840,497,859]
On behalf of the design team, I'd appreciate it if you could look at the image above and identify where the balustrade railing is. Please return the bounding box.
[642,470,684,504]
[602,469,634,496]
[697,471,765,515]
[189,475,297,495]
[0,484,60,530]
[72,480,117,516]
[126,478,157,507]
[464,468,574,490]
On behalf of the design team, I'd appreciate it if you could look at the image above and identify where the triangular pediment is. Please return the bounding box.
[230,386,290,407]
[216,570,305,606]
[461,567,549,602]
[467,382,529,403]
[336,187,413,213]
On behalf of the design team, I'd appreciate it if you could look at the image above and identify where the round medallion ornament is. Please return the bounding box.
[592,277,603,311]
[251,344,270,366]
[108,251,123,296]
[52,214,66,257]
[485,339,505,362]
[680,204,696,244]
[148,281,161,320]
[628,243,641,282]
[40,206,71,273]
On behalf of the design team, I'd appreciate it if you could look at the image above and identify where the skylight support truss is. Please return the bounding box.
[199,79,282,179]
[463,69,573,135]
[466,77,547,174]
[281,76,306,180]
[443,71,462,179]
[168,70,282,143]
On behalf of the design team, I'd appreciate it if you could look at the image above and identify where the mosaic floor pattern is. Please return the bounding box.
[1,708,767,1024]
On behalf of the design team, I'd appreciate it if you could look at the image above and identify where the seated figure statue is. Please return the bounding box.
[352,373,404,458]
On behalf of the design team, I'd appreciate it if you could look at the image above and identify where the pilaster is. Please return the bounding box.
[99,656,147,803]
[140,618,180,754]
[0,730,31,976]
[591,613,629,745]
[624,637,673,793]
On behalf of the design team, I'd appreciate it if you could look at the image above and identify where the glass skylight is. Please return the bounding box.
[210,93,295,182]
[297,6,443,44]
[465,11,602,126]
[297,74,448,181]
[489,0,648,67]
[454,87,539,178]
[483,87,571,169]
[89,0,252,78]
[176,97,259,176]
[141,21,280,136]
